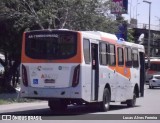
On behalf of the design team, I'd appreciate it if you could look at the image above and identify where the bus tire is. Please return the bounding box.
[149,85,154,89]
[127,91,136,107]
[99,88,111,112]
[48,100,67,111]
[149,85,153,89]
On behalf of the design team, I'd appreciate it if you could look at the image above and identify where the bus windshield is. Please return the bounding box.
[25,31,77,59]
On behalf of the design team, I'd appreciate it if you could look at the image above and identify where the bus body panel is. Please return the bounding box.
[20,29,145,106]
[20,63,83,100]
[20,84,82,99]
[21,63,79,88]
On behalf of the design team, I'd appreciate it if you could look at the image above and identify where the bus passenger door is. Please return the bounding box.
[139,52,145,97]
[91,43,99,101]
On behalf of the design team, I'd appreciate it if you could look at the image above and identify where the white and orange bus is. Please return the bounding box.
[20,29,145,111]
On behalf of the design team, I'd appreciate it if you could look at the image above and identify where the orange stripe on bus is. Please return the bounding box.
[108,66,131,79]
[108,45,131,79]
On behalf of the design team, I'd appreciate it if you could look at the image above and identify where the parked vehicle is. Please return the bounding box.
[0,54,5,76]
[0,64,4,75]
[145,57,160,83]
[149,75,160,89]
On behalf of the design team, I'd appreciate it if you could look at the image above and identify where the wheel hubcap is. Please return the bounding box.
[104,96,109,108]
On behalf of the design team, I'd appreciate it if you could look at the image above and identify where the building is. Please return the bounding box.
[130,23,160,57]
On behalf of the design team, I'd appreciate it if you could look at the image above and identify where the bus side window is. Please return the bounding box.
[108,44,116,66]
[125,47,132,67]
[99,42,108,65]
[132,49,139,68]
[118,47,124,66]
[83,38,90,64]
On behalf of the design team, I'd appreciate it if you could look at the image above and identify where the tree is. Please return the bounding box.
[0,18,22,92]
[0,0,118,91]
[1,0,118,31]
[127,29,135,42]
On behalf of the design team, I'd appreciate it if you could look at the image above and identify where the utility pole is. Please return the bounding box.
[130,0,132,21]
[155,16,160,30]
[143,0,151,68]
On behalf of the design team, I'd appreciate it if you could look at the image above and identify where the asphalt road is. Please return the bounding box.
[0,85,160,120]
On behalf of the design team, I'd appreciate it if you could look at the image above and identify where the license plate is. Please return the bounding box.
[44,79,55,83]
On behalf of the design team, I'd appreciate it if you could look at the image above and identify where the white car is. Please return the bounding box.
[149,75,160,89]
[0,64,4,75]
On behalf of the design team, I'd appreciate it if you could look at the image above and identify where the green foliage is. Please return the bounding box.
[0,0,118,32]
[127,29,135,42]
[0,0,119,89]
[0,100,9,105]
[0,0,118,62]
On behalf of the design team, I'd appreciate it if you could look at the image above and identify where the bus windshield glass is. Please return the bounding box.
[25,31,77,59]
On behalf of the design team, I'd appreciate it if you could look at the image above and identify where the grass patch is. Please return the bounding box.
[0,99,11,105]
[0,96,41,105]
[0,97,39,105]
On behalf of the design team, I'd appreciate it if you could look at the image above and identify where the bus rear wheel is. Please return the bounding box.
[149,85,154,89]
[99,88,111,112]
[48,100,67,111]
[126,91,136,107]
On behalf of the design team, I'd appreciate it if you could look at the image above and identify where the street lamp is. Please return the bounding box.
[133,3,140,19]
[130,0,132,21]
[155,16,160,30]
[136,1,140,20]
[143,0,151,68]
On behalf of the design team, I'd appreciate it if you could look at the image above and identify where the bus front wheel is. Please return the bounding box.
[99,88,111,112]
[126,91,136,107]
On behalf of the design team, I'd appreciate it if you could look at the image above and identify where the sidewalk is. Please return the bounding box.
[0,101,47,113]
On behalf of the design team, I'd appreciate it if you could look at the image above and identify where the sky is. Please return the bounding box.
[122,0,160,27]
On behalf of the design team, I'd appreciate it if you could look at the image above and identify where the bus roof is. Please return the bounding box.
[81,31,118,41]
[124,42,145,52]
[24,29,145,52]
[80,31,144,52]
